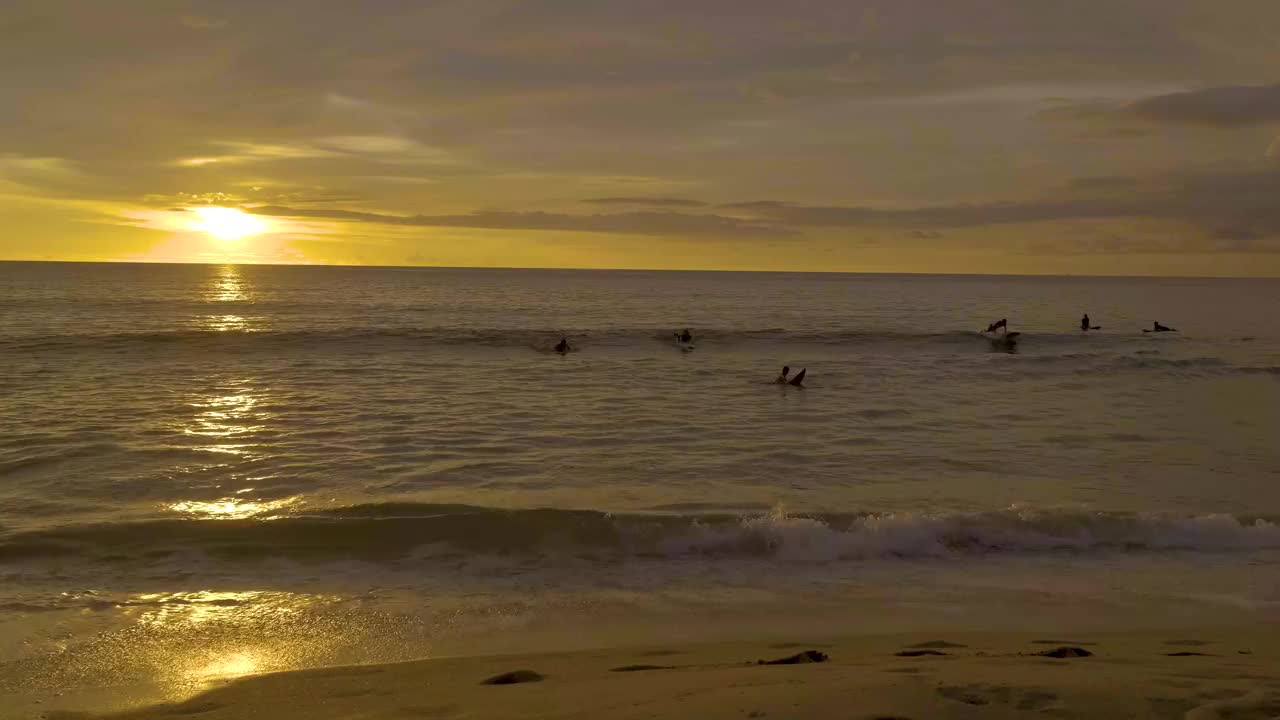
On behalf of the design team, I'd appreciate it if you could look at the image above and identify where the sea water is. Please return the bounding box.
[2,262,1278,710]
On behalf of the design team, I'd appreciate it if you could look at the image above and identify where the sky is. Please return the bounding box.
[3,0,1280,275]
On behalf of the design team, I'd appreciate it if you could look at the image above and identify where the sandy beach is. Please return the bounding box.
[50,625,1277,720]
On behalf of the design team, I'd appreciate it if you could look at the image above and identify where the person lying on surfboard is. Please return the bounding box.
[1150,321,1176,332]
[675,329,692,343]
[554,337,571,353]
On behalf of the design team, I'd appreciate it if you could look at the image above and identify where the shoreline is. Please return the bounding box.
[52,624,1280,720]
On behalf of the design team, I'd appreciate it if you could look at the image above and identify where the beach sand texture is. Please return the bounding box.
[67,628,1280,720]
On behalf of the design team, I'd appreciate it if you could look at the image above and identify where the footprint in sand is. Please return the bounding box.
[482,670,545,685]
[1037,646,1093,658]
[757,650,829,665]
[906,640,967,649]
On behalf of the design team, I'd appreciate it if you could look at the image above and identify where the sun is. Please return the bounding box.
[190,207,269,240]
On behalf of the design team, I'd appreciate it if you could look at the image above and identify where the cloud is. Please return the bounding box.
[7,0,1280,270]
[1130,83,1280,127]
[728,166,1280,243]
[248,205,792,238]
[173,142,340,168]
[0,154,79,183]
[1043,84,1280,136]
[173,137,456,168]
[140,189,364,208]
[720,200,795,210]
[735,199,1142,228]
[311,136,457,164]
[1019,229,1280,256]
[244,163,1280,251]
[582,197,707,208]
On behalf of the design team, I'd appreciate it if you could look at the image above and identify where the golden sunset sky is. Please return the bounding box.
[3,1,1280,275]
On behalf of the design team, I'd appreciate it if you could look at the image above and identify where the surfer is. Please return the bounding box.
[554,337,571,353]
[774,366,806,387]
[983,317,1017,350]
[675,329,692,344]
[1081,314,1090,331]
[1151,321,1176,332]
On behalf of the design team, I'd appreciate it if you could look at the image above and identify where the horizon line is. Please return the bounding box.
[0,258,1277,281]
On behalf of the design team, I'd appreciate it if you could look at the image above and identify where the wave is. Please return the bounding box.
[3,504,1277,565]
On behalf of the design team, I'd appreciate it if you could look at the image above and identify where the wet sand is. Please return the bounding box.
[64,625,1280,720]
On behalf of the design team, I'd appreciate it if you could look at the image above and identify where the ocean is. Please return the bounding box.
[2,261,1279,711]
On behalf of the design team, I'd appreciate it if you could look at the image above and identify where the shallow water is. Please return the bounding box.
[2,262,1279,712]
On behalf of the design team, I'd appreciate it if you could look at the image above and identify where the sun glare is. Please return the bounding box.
[191,207,268,240]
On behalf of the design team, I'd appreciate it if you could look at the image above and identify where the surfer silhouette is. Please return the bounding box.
[554,337,571,353]
[1151,321,1176,332]
[1081,314,1090,331]
[676,329,692,343]
[984,318,1008,333]
[775,366,806,387]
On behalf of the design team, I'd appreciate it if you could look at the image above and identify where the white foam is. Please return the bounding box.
[655,506,1280,562]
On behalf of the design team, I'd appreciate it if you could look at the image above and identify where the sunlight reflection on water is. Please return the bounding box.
[206,264,251,303]
[167,496,299,519]
[119,590,340,699]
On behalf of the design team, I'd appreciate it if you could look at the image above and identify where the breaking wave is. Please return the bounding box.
[3,504,1278,566]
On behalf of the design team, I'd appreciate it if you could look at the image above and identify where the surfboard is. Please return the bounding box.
[788,369,806,387]
[676,342,695,352]
[990,334,1018,352]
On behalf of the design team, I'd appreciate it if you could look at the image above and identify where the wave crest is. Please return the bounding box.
[3,504,1277,566]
